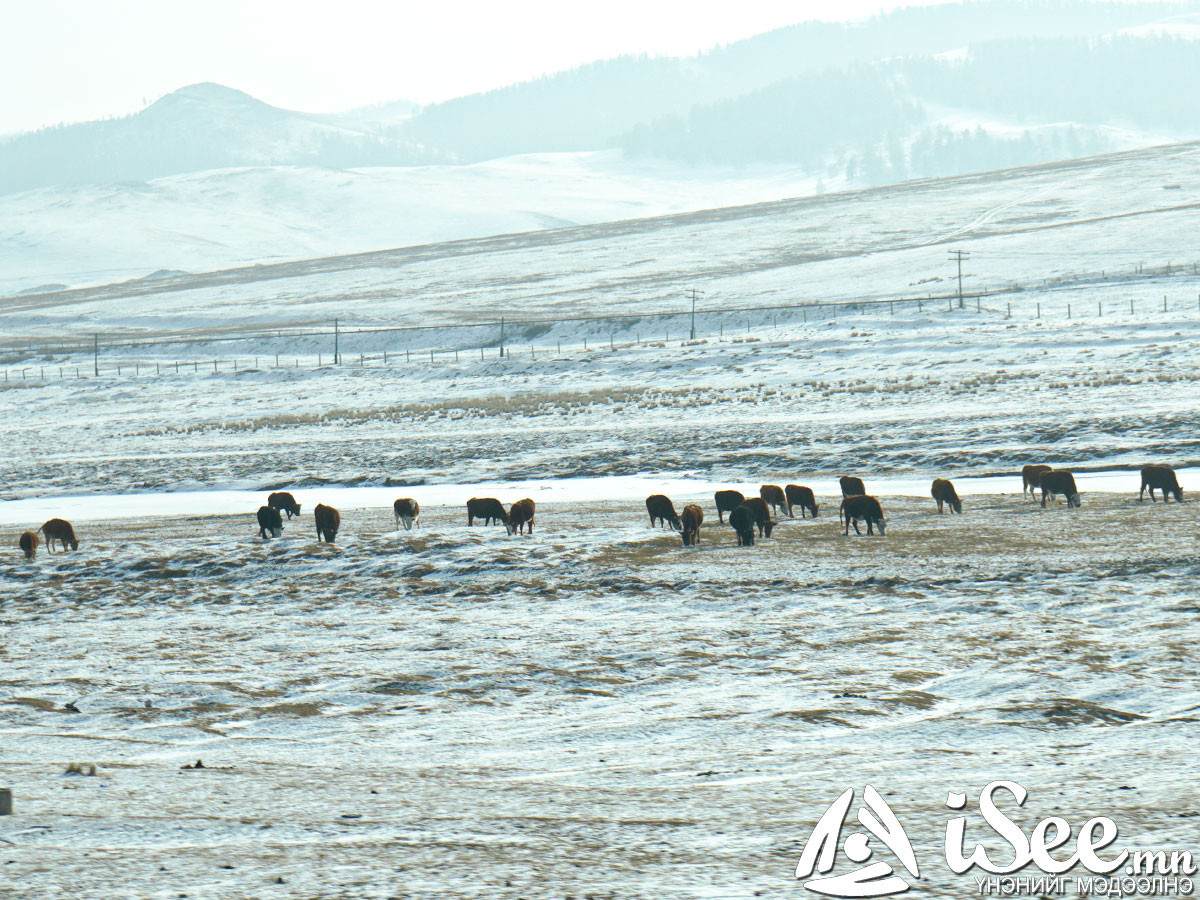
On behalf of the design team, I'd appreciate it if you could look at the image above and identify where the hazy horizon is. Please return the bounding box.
[2,0,1017,135]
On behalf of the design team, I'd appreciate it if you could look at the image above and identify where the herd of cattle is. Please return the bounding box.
[11,464,1186,558]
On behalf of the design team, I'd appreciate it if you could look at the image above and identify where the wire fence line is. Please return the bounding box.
[2,260,1200,384]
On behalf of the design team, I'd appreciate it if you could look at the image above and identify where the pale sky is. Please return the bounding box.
[0,0,969,135]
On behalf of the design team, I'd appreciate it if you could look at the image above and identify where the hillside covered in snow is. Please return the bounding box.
[4,0,1200,292]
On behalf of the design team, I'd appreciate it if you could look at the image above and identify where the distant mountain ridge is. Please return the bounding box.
[0,83,437,195]
[2,0,1200,197]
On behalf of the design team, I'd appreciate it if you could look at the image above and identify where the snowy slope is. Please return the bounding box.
[0,152,827,294]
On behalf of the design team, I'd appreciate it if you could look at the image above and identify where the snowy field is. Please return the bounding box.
[2,494,1199,898]
[4,139,1200,345]
[0,151,827,297]
[2,143,1200,899]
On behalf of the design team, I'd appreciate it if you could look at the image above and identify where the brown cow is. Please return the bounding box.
[680,504,703,546]
[1040,471,1081,508]
[741,497,775,538]
[467,497,508,527]
[840,495,886,536]
[760,484,790,518]
[931,478,962,514]
[508,498,535,535]
[267,491,302,519]
[646,494,681,531]
[714,490,745,523]
[393,498,420,530]
[39,519,79,552]
[1022,465,1052,500]
[728,504,757,546]
[19,531,38,559]
[785,484,819,518]
[314,503,341,542]
[1140,464,1182,503]
[839,475,866,497]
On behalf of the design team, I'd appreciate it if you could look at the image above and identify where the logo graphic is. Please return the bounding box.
[795,785,920,897]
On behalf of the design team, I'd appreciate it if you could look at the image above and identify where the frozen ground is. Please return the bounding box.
[0,297,1197,503]
[2,145,1200,898]
[2,494,1199,898]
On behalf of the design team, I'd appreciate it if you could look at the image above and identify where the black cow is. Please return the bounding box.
[394,498,420,530]
[315,503,341,542]
[841,495,886,536]
[714,490,745,523]
[1140,465,1182,503]
[785,484,819,518]
[268,491,302,519]
[741,497,776,538]
[646,494,681,531]
[257,505,283,538]
[931,478,962,514]
[681,504,703,546]
[839,475,866,497]
[467,497,508,527]
[729,504,757,546]
[1040,471,1081,508]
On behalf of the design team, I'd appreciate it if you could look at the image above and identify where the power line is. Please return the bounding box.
[949,248,970,309]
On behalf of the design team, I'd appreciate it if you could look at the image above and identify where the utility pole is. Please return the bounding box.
[334,319,340,365]
[686,288,704,340]
[499,317,505,358]
[93,334,99,377]
[949,249,970,309]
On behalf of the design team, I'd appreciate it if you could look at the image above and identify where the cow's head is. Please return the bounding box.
[875,517,886,536]
[811,503,819,518]
[69,537,80,551]
[1173,486,1184,502]
[669,515,681,532]
[951,497,963,514]
[1068,493,1082,509]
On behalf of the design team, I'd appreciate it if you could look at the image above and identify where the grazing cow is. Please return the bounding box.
[1040,471,1081,508]
[256,505,283,539]
[931,478,962,514]
[467,497,508,527]
[1022,465,1052,500]
[741,497,776,538]
[840,495,886,536]
[19,531,38,559]
[646,494,681,531]
[714,490,745,523]
[728,504,757,546]
[508,498,536,535]
[393,498,420,530]
[267,491,302,519]
[839,475,866,497]
[786,484,819,519]
[39,519,79,552]
[680,504,704,546]
[315,503,341,542]
[1140,464,1183,503]
[760,484,790,518]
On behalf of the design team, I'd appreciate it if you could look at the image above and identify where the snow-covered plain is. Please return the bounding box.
[3,143,1200,899]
